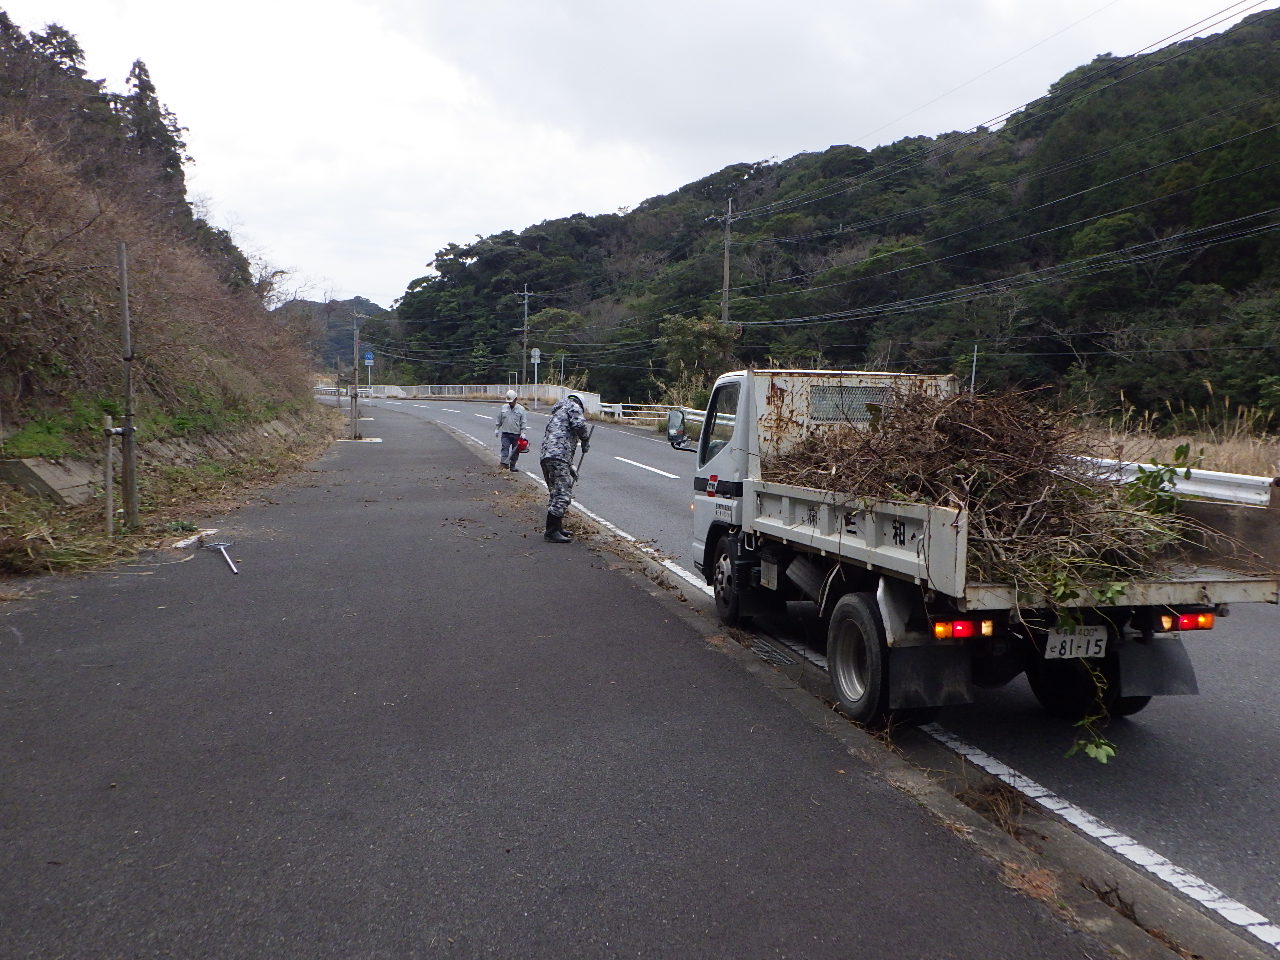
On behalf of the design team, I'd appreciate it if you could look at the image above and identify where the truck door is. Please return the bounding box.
[692,379,743,571]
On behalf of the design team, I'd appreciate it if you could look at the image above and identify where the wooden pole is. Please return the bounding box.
[118,242,139,529]
[104,415,115,534]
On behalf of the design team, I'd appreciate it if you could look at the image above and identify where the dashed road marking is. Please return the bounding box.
[614,456,679,479]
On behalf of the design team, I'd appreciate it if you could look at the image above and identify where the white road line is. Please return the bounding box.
[614,456,679,479]
[924,724,1280,953]
[517,470,710,596]
[440,407,460,412]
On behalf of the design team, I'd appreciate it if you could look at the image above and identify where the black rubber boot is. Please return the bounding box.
[544,512,571,543]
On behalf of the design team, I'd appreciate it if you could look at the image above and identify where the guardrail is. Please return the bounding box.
[1091,458,1280,507]
[601,403,707,427]
[600,402,680,424]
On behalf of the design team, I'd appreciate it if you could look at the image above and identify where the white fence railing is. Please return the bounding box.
[316,383,602,414]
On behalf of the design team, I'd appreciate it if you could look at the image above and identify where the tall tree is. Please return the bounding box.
[120,59,188,203]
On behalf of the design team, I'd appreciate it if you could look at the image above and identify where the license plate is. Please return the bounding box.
[1044,625,1108,659]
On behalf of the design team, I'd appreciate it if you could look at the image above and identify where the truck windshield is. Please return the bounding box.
[700,383,739,466]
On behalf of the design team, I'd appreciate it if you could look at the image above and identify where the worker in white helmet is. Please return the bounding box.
[494,389,527,472]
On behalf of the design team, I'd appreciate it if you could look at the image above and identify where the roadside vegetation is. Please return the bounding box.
[0,404,341,577]
[0,11,328,577]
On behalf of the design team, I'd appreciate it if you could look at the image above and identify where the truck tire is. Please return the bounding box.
[827,593,889,726]
[712,535,744,626]
[1112,695,1153,717]
[1026,654,1119,720]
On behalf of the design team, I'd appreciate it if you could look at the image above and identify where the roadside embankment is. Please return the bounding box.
[0,402,343,577]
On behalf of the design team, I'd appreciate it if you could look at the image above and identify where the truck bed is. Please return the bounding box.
[747,479,1280,610]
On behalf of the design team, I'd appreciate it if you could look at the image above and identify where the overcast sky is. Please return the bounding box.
[3,0,1274,309]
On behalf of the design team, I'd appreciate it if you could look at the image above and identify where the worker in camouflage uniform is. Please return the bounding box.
[539,394,591,543]
[494,389,527,471]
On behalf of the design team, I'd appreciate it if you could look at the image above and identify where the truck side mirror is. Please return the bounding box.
[667,409,694,451]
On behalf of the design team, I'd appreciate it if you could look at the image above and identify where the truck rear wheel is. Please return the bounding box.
[1027,654,1120,720]
[712,535,744,626]
[1113,695,1153,717]
[827,593,889,726]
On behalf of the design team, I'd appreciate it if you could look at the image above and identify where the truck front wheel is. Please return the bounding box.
[712,535,744,626]
[827,593,889,726]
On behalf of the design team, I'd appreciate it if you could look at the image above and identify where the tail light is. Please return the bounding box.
[934,619,995,640]
[1160,612,1215,631]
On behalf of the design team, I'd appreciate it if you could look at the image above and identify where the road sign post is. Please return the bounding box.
[531,348,541,409]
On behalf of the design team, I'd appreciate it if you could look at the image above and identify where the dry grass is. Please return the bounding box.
[957,782,1032,840]
[999,862,1068,918]
[0,119,311,440]
[1095,392,1279,477]
[1095,429,1279,477]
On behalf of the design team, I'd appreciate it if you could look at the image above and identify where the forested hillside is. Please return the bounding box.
[273,296,387,377]
[0,11,311,456]
[384,10,1279,420]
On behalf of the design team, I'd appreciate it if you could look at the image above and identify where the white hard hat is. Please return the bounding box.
[506,389,517,401]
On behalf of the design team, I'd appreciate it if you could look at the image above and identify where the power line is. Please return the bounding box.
[730,150,1280,308]
[729,208,1280,328]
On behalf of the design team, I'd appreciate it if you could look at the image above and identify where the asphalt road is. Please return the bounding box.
[385,397,1280,945]
[1,409,1112,959]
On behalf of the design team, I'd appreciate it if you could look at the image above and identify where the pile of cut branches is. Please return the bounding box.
[762,388,1187,598]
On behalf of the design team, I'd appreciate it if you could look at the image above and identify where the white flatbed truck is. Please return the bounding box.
[667,369,1280,724]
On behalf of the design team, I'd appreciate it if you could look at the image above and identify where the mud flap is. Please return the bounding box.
[738,557,786,618]
[1116,636,1199,697]
[887,646,973,709]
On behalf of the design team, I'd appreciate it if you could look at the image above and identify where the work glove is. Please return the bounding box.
[494,429,499,438]
[581,438,590,454]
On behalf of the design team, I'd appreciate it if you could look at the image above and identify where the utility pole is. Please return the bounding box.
[350,315,359,439]
[117,242,139,529]
[720,198,733,327]
[520,284,530,390]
